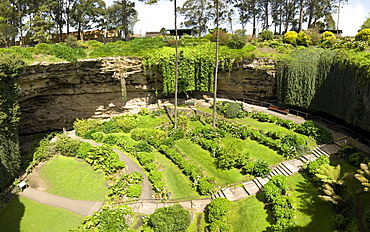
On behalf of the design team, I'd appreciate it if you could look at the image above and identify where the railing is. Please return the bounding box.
[240,98,370,148]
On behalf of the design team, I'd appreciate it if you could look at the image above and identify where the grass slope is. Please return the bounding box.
[175,139,250,186]
[221,136,284,165]
[0,196,83,232]
[40,156,108,201]
[228,195,270,232]
[289,173,335,231]
[154,152,199,199]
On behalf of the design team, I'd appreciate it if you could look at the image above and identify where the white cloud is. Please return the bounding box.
[333,4,367,36]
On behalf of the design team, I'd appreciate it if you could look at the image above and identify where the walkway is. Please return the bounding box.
[67,131,154,200]
[19,188,103,216]
[18,101,362,216]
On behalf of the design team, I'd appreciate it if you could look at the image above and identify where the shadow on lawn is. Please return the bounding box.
[292,174,336,231]
[0,195,25,232]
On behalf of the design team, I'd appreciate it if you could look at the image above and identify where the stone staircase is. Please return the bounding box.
[211,146,331,201]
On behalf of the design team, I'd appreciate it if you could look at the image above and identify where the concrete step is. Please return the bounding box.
[275,165,290,176]
[299,155,309,163]
[280,162,294,175]
[243,181,260,195]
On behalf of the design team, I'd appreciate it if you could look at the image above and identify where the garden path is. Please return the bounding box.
[18,102,367,216]
[66,131,154,200]
[19,188,103,216]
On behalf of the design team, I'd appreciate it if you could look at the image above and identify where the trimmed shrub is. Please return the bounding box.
[258,30,274,41]
[65,35,79,48]
[77,142,93,159]
[283,31,298,45]
[148,205,191,232]
[54,134,81,157]
[126,184,142,198]
[355,29,370,41]
[227,33,248,49]
[136,152,155,166]
[198,177,215,195]
[297,31,312,46]
[34,43,51,54]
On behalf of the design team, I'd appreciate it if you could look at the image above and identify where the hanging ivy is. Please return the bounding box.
[0,53,25,191]
[142,44,253,95]
[277,48,370,131]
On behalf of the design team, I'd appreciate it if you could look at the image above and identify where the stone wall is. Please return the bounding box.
[17,57,276,134]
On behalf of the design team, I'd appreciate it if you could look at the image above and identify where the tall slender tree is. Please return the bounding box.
[178,0,212,36]
[104,1,138,40]
[70,0,105,40]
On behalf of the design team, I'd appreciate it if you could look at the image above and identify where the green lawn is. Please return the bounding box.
[234,117,316,147]
[154,152,199,199]
[187,213,207,232]
[289,173,335,231]
[228,195,270,232]
[40,156,108,201]
[221,136,284,165]
[0,196,83,232]
[176,139,250,186]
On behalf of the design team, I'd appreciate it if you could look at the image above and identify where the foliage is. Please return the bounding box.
[32,135,54,162]
[54,134,81,157]
[207,197,231,231]
[354,163,370,192]
[126,184,142,198]
[34,43,52,54]
[77,206,133,231]
[321,31,336,43]
[297,31,312,46]
[198,177,216,195]
[295,120,333,144]
[147,205,191,232]
[0,53,24,191]
[65,35,79,48]
[264,175,295,231]
[85,146,125,176]
[304,29,321,45]
[216,101,243,119]
[355,29,370,42]
[108,172,143,200]
[305,155,330,175]
[283,31,298,45]
[73,118,102,137]
[277,48,370,131]
[258,30,274,41]
[51,43,87,62]
[227,33,248,49]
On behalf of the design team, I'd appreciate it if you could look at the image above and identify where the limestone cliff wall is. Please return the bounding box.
[17,57,276,134]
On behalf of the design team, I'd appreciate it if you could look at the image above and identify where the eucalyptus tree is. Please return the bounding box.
[232,0,260,36]
[104,1,138,41]
[44,0,65,42]
[69,0,105,40]
[23,5,54,43]
[178,0,212,36]
[361,14,370,30]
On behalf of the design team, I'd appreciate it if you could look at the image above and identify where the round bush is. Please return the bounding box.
[321,31,336,43]
[148,205,191,232]
[283,31,298,45]
[297,31,312,46]
[258,30,274,41]
[355,29,370,41]
[34,43,51,54]
[126,184,142,198]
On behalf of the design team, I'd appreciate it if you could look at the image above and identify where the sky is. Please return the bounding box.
[104,0,370,37]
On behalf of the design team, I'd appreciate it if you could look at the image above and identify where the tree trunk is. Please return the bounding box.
[298,0,304,31]
[122,0,129,41]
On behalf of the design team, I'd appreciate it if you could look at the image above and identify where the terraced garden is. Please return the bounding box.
[1,102,348,231]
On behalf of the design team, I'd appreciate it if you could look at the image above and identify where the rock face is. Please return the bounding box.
[17,57,276,134]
